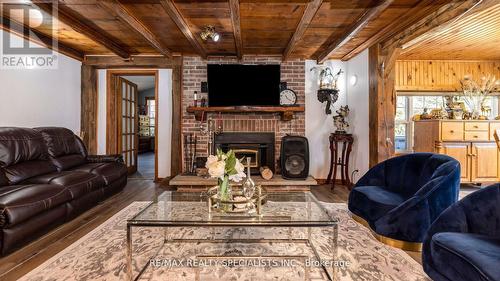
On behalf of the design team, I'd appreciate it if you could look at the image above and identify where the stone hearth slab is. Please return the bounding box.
[169,175,317,192]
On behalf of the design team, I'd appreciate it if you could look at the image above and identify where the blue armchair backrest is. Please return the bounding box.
[455,184,500,237]
[362,153,460,197]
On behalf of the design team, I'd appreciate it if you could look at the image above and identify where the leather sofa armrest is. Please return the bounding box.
[87,154,124,164]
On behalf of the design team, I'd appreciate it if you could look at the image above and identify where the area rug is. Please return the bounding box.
[20,201,430,281]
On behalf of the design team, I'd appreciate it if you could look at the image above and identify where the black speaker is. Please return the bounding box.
[280,135,309,180]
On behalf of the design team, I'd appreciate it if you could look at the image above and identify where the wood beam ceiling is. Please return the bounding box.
[98,0,172,58]
[341,0,443,61]
[283,0,322,61]
[0,17,84,61]
[33,2,130,59]
[381,0,482,51]
[228,0,243,59]
[317,0,394,63]
[403,0,492,53]
[83,56,179,69]
[159,0,206,58]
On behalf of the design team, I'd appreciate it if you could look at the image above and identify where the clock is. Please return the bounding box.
[280,89,297,106]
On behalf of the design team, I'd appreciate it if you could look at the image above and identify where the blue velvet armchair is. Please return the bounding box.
[348,153,461,250]
[423,184,500,281]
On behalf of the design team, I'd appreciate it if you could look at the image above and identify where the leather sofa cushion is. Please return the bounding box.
[0,184,71,227]
[51,154,87,171]
[34,128,87,171]
[71,162,128,185]
[431,232,500,281]
[0,127,49,167]
[0,128,57,184]
[70,163,106,173]
[348,186,406,223]
[34,127,84,158]
[24,171,105,199]
[3,160,57,185]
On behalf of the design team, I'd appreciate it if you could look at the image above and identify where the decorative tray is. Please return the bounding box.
[207,185,267,215]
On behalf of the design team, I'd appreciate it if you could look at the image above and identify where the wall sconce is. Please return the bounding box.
[350,75,358,86]
[201,26,220,42]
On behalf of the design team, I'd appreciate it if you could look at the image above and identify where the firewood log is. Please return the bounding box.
[259,166,273,180]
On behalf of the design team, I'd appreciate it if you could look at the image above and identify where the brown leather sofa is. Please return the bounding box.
[0,127,127,255]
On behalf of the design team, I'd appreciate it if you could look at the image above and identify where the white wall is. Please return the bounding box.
[305,60,347,179]
[96,69,173,178]
[305,49,370,181]
[157,69,172,178]
[346,49,370,180]
[0,30,82,132]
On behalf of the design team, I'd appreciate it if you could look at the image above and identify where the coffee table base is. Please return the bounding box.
[127,225,338,281]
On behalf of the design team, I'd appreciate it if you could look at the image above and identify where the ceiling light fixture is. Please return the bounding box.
[201,25,220,42]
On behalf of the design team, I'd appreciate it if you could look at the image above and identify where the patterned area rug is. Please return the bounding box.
[20,202,429,281]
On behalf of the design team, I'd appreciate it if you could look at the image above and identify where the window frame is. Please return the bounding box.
[395,92,500,153]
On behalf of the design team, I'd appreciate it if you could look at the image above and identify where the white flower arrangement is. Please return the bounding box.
[205,149,246,182]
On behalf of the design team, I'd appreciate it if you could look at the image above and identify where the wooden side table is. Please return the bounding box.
[326,133,354,190]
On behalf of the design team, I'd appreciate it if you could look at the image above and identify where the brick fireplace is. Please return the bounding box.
[182,56,305,173]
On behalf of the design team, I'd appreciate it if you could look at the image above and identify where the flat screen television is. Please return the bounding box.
[207,64,280,106]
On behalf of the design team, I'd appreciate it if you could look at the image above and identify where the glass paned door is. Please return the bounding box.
[118,77,138,173]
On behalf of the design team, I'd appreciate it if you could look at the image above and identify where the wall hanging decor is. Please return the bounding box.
[310,66,343,114]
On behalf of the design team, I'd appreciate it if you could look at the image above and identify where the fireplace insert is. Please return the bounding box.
[214,132,275,175]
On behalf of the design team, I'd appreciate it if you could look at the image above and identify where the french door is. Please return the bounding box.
[117,77,138,173]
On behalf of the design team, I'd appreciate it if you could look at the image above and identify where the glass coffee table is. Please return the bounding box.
[127,191,338,280]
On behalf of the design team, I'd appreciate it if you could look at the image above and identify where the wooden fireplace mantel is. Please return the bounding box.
[186,106,305,121]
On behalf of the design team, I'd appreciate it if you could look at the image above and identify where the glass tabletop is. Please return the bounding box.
[128,192,338,227]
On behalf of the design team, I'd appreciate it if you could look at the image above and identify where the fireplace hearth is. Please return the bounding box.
[214,132,275,175]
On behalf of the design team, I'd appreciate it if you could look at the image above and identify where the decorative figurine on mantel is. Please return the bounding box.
[310,65,343,115]
[333,105,349,134]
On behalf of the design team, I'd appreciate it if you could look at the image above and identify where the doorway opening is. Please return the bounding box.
[106,70,158,181]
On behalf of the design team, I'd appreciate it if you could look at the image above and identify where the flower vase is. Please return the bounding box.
[217,175,232,212]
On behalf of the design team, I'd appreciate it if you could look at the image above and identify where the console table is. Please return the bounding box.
[326,133,354,190]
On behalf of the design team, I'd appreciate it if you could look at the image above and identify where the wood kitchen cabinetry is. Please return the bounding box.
[414,120,500,184]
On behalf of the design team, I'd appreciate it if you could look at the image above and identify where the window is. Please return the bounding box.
[146,98,155,136]
[395,95,499,152]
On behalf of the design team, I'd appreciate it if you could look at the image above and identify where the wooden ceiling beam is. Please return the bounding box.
[33,2,130,59]
[381,0,482,51]
[159,0,206,58]
[283,0,322,61]
[0,17,84,61]
[399,0,486,53]
[98,0,172,58]
[341,0,444,61]
[83,55,179,69]
[228,0,243,59]
[317,0,394,63]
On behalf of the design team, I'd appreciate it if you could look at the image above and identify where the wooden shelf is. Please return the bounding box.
[186,106,305,121]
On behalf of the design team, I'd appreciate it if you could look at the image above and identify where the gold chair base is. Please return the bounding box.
[351,213,423,252]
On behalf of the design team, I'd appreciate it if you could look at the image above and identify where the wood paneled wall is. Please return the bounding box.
[396,60,500,92]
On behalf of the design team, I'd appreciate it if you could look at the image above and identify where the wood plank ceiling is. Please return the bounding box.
[0,0,477,61]
[399,2,500,60]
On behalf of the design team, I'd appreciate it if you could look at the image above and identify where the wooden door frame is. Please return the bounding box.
[106,70,159,181]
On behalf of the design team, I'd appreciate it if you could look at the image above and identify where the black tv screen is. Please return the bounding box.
[207,64,280,106]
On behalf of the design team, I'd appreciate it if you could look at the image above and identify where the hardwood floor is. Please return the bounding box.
[0,181,422,281]
[0,179,173,281]
[130,152,155,180]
